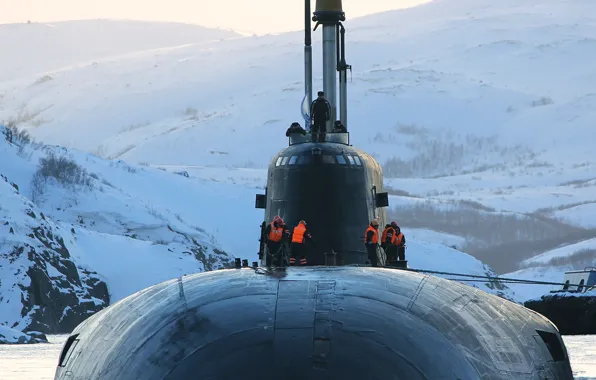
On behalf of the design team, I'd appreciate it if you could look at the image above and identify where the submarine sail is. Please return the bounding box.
[254,0,388,266]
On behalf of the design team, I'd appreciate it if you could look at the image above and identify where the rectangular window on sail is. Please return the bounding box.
[354,156,362,166]
[297,156,310,165]
[336,155,347,164]
[281,157,289,165]
[276,157,283,166]
[347,156,355,165]
[289,156,298,165]
[322,155,335,164]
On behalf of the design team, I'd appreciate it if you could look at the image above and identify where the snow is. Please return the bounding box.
[503,266,565,303]
[0,325,30,344]
[407,240,493,276]
[1,0,595,170]
[65,228,210,302]
[0,20,240,82]
[0,132,258,264]
[0,127,235,334]
[401,228,467,248]
[2,0,596,319]
[555,203,596,228]
[502,237,596,301]
[505,264,596,301]
[0,325,46,344]
[522,238,596,266]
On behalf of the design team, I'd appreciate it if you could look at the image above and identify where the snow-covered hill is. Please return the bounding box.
[0,126,236,340]
[0,20,240,82]
[504,239,596,301]
[0,172,109,335]
[3,0,596,169]
[2,0,595,304]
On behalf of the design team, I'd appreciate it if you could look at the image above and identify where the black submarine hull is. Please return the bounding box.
[54,267,573,379]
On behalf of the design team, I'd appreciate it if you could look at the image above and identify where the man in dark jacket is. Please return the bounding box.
[364,219,380,267]
[264,216,287,266]
[285,122,307,137]
[383,222,399,264]
[310,91,331,141]
[290,220,312,266]
[332,120,347,133]
[392,223,406,261]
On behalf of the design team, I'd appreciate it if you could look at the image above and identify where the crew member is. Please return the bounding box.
[364,219,380,267]
[392,222,406,261]
[381,223,396,263]
[285,122,307,137]
[332,120,347,133]
[264,216,284,266]
[290,220,312,265]
[310,91,331,142]
[381,224,393,250]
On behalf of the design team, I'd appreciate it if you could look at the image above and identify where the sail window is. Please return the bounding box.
[297,156,311,165]
[322,155,335,164]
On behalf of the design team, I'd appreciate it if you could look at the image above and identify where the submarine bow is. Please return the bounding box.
[54,267,573,379]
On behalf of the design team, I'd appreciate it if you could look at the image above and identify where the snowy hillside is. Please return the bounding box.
[0,126,237,339]
[0,20,239,82]
[503,239,596,301]
[2,0,596,302]
[3,0,596,168]
[0,168,110,338]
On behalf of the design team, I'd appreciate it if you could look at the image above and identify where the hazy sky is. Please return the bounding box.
[0,0,429,34]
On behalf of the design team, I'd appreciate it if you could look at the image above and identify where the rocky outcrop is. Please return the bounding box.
[0,325,48,344]
[524,292,596,335]
[0,131,234,343]
[0,177,110,338]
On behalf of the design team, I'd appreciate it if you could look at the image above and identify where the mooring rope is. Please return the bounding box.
[387,266,588,288]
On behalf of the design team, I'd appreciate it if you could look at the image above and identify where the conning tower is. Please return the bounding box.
[255,0,388,266]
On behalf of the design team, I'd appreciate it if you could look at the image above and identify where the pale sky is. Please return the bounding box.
[0,0,429,34]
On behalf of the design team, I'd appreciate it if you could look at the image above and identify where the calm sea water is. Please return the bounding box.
[0,335,594,379]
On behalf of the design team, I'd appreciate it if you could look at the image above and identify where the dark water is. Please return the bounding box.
[0,335,594,379]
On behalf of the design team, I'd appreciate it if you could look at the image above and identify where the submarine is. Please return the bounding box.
[54,1,575,379]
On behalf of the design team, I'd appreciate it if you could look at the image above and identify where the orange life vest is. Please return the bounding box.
[268,222,283,242]
[394,233,404,246]
[292,223,306,244]
[364,226,378,244]
[381,227,394,245]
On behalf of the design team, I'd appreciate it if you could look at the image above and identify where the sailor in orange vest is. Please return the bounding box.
[381,224,395,251]
[364,219,380,267]
[290,220,312,265]
[383,222,398,264]
[392,223,406,261]
[264,216,285,265]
